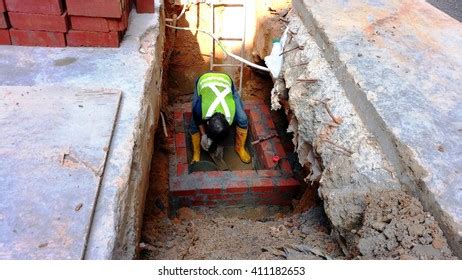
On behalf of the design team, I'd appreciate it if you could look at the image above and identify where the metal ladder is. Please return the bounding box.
[209,0,247,93]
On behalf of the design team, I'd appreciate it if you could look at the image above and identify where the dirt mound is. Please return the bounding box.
[140,206,343,260]
[354,190,455,259]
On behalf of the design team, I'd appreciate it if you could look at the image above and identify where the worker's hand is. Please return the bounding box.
[201,134,212,151]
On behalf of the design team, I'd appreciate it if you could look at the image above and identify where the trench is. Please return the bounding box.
[138,1,342,260]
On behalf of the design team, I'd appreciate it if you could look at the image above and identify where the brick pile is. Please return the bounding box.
[0,0,155,48]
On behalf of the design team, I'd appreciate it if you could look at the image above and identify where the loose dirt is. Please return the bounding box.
[141,206,342,260]
[353,190,455,259]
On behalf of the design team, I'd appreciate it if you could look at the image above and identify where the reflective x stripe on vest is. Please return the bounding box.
[197,73,236,124]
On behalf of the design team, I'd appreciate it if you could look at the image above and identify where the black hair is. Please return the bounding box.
[206,112,230,146]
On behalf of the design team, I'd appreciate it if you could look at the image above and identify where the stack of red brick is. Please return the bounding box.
[0,0,154,48]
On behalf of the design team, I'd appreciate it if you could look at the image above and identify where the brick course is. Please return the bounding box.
[0,28,10,44]
[135,0,154,13]
[10,29,65,47]
[66,30,121,48]
[5,0,64,15]
[9,12,68,32]
[66,0,125,18]
[0,12,8,28]
[1,0,135,48]
[70,15,128,32]
[169,100,301,211]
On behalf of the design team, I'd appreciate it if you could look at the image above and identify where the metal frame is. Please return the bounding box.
[209,0,247,94]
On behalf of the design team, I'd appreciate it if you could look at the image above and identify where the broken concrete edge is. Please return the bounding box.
[275,9,401,242]
[291,0,461,257]
[83,6,165,260]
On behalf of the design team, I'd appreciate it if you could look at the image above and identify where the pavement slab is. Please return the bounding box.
[0,87,121,259]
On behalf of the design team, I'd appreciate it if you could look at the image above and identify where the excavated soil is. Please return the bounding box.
[141,206,342,260]
[353,190,455,259]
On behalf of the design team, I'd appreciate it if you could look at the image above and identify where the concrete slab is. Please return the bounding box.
[0,6,164,259]
[0,87,120,259]
[293,0,462,256]
[427,0,462,21]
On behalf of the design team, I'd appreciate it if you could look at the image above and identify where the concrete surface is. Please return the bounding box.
[274,11,401,241]
[0,87,120,259]
[292,0,462,256]
[428,0,462,21]
[0,6,164,259]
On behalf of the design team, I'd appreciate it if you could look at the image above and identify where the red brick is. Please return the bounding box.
[256,170,280,177]
[259,152,275,169]
[171,190,196,197]
[192,200,206,207]
[174,111,183,124]
[252,178,274,187]
[250,122,267,139]
[278,177,299,186]
[66,30,121,48]
[252,178,274,192]
[262,152,278,170]
[278,178,300,192]
[0,29,10,45]
[228,193,244,200]
[249,110,261,123]
[207,171,225,178]
[136,0,155,13]
[70,15,128,32]
[273,141,286,157]
[232,170,257,177]
[175,147,187,163]
[5,0,64,15]
[10,29,65,47]
[0,12,8,29]
[70,16,110,32]
[199,188,222,195]
[256,140,273,154]
[176,163,188,176]
[224,181,248,193]
[266,119,276,130]
[175,132,186,148]
[184,112,193,122]
[66,0,124,18]
[0,1,5,13]
[280,160,292,173]
[9,12,68,32]
[208,194,229,200]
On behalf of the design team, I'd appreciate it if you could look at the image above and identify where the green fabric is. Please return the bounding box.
[197,73,235,124]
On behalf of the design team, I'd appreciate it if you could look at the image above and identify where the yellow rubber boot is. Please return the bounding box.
[235,127,251,164]
[191,132,201,163]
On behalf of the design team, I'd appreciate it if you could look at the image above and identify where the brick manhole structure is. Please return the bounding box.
[168,100,301,211]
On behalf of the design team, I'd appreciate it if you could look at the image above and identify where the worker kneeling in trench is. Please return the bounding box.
[190,72,252,167]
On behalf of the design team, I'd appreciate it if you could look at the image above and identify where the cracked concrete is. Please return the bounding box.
[283,0,461,257]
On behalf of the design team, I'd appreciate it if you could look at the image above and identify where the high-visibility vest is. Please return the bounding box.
[197,72,236,124]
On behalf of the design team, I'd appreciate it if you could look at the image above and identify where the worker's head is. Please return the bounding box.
[206,112,230,145]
